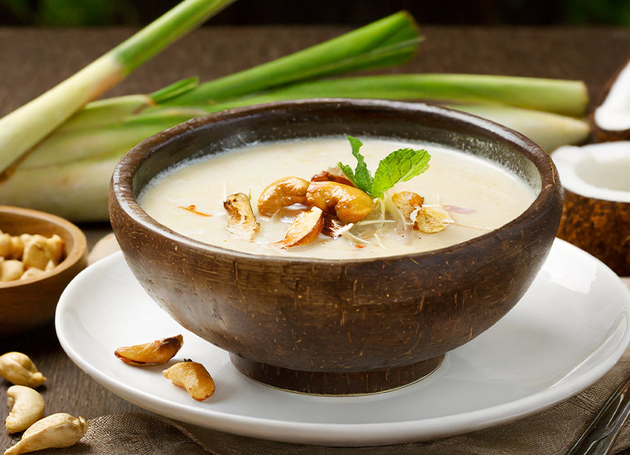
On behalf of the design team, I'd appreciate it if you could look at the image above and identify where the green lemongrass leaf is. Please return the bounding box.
[165,11,420,105]
[371,148,431,198]
[208,74,588,117]
[54,95,155,132]
[0,0,236,175]
[301,38,422,83]
[150,77,199,104]
[113,0,237,73]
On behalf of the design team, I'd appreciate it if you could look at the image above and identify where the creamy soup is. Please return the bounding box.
[139,138,535,259]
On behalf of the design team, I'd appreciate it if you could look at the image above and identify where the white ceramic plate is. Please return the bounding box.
[56,239,630,447]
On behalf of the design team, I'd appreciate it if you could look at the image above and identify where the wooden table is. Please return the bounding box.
[1,25,629,452]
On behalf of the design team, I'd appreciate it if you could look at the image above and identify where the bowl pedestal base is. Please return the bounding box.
[230,354,444,396]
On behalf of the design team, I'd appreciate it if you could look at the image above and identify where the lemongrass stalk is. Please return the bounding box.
[23,14,420,163]
[3,103,588,220]
[19,108,207,169]
[0,157,119,222]
[201,74,588,117]
[0,0,236,176]
[449,104,590,152]
[17,14,422,171]
[58,95,156,132]
[166,11,421,105]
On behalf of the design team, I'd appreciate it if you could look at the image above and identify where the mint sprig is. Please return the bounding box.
[338,136,373,191]
[338,135,431,198]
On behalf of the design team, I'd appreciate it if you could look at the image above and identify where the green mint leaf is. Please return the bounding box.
[337,162,359,187]
[370,148,431,198]
[338,135,373,194]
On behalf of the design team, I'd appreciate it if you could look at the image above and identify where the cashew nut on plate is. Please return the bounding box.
[306,181,375,223]
[5,386,45,434]
[163,361,215,401]
[4,413,88,455]
[0,353,46,388]
[115,334,183,366]
[257,176,310,217]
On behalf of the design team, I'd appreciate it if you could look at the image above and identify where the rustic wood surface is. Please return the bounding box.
[0,25,629,452]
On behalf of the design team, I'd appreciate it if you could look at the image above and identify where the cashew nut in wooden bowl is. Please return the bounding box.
[0,206,87,337]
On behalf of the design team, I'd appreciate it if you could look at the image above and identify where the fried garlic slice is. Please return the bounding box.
[115,334,183,366]
[224,193,260,240]
[273,207,324,248]
[163,361,215,402]
[414,207,453,234]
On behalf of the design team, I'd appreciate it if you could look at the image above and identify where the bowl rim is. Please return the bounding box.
[111,98,561,265]
[0,205,87,288]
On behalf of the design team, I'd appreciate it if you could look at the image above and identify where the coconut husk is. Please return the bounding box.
[557,188,630,276]
[591,57,630,142]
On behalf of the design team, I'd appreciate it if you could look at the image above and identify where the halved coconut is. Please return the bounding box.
[592,58,630,141]
[552,142,630,275]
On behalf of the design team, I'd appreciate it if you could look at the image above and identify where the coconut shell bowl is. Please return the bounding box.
[109,99,563,396]
[0,206,87,338]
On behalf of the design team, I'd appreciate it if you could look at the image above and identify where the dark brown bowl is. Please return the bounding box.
[109,99,563,395]
[0,206,87,337]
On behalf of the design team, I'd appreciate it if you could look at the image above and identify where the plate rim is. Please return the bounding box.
[55,239,630,446]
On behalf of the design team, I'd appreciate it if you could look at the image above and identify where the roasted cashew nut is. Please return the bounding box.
[257,177,310,217]
[306,181,375,223]
[6,386,45,434]
[115,334,184,366]
[0,260,24,282]
[21,234,64,271]
[4,413,88,455]
[414,207,453,233]
[0,234,13,258]
[163,361,215,402]
[0,352,46,388]
[273,207,324,248]
[391,191,424,220]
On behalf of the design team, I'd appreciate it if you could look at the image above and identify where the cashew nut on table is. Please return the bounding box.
[0,353,46,388]
[4,413,88,455]
[5,386,45,434]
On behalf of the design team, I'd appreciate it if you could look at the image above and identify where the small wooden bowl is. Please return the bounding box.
[0,206,87,337]
[110,99,563,395]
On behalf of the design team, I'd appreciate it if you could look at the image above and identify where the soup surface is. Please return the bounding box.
[140,137,535,259]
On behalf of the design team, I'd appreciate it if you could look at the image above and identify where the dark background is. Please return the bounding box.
[1,0,630,26]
